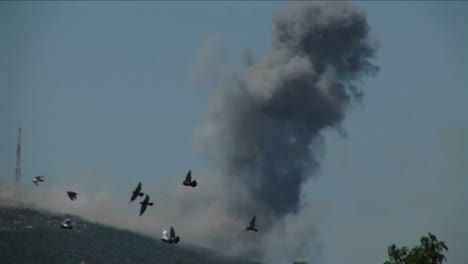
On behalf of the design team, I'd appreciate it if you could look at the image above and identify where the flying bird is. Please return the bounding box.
[61,218,73,229]
[129,182,144,203]
[161,230,169,243]
[32,176,45,186]
[182,170,197,188]
[246,216,258,232]
[139,195,153,216]
[161,226,180,244]
[67,191,78,201]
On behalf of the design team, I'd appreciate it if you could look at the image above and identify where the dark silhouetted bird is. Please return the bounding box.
[246,216,258,232]
[182,170,197,188]
[129,182,144,203]
[139,195,153,216]
[32,176,45,186]
[67,191,78,201]
[61,218,73,229]
[162,226,180,244]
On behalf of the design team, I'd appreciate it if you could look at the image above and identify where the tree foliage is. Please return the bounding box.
[384,233,448,264]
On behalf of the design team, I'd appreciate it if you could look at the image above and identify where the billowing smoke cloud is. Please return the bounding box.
[197,0,378,225]
[194,0,379,261]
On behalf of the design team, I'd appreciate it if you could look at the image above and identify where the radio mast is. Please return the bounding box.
[14,121,22,201]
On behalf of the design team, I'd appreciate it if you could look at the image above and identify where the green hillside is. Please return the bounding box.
[0,206,251,264]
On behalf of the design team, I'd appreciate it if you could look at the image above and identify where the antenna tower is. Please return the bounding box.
[14,121,22,201]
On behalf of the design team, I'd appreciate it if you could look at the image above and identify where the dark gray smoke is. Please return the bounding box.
[200,0,378,217]
[195,1,379,261]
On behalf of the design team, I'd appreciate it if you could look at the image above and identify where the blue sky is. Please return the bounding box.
[0,1,285,190]
[1,1,467,264]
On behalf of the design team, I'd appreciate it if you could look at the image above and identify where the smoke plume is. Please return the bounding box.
[194,0,379,260]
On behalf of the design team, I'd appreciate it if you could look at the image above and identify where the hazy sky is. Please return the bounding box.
[1,1,467,264]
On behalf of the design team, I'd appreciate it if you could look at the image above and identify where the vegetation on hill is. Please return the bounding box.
[0,206,249,264]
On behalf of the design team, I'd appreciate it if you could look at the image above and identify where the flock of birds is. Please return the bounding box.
[31,170,259,245]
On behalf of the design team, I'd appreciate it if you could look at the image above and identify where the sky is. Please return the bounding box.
[1,1,467,264]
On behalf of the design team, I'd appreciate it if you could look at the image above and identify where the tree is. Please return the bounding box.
[384,232,448,264]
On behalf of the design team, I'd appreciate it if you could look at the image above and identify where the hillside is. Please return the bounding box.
[0,206,252,264]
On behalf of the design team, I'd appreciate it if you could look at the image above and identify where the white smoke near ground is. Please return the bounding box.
[0,173,259,253]
[0,174,226,240]
[0,170,329,263]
